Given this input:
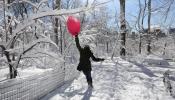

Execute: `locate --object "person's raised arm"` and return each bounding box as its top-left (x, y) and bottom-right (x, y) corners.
top-left (75, 35), bottom-right (82, 52)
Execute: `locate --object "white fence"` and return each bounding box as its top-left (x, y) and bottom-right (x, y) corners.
top-left (0, 64), bottom-right (79, 100)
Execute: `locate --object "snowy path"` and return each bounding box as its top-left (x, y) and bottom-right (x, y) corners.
top-left (41, 57), bottom-right (174, 100)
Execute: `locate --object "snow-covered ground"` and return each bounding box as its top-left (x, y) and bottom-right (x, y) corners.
top-left (40, 56), bottom-right (175, 100)
top-left (0, 67), bottom-right (52, 81)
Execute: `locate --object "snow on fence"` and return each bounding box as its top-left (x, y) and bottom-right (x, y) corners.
top-left (0, 64), bottom-right (79, 100)
top-left (65, 64), bottom-right (79, 82)
top-left (163, 70), bottom-right (175, 97)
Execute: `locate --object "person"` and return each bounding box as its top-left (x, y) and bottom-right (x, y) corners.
top-left (75, 35), bottom-right (105, 88)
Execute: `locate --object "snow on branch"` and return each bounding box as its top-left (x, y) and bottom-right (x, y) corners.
top-left (17, 0), bottom-right (37, 9)
top-left (6, 1), bottom-right (110, 50)
top-left (9, 0), bottom-right (48, 10)
top-left (29, 49), bottom-right (64, 61)
top-left (8, 37), bottom-right (61, 69)
top-left (31, 1), bottom-right (110, 20)
top-left (12, 20), bottom-right (35, 37)
top-left (6, 38), bottom-right (59, 54)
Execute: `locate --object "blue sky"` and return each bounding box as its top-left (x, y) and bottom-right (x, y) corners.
top-left (83, 0), bottom-right (175, 29)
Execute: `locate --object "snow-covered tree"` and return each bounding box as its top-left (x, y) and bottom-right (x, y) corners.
top-left (119, 0), bottom-right (126, 56)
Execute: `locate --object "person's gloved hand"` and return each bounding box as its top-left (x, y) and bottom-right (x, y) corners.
top-left (101, 58), bottom-right (105, 61)
top-left (75, 34), bottom-right (78, 38)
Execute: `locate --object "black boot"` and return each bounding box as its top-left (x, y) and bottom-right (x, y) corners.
top-left (88, 81), bottom-right (93, 88)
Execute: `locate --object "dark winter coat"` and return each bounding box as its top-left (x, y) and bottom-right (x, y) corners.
top-left (75, 35), bottom-right (104, 71)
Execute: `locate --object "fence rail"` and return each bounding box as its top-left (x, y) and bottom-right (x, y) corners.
top-left (0, 62), bottom-right (79, 100)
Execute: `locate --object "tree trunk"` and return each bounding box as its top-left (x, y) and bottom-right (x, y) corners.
top-left (3, 0), bottom-right (7, 43)
top-left (106, 42), bottom-right (109, 53)
top-left (7, 0), bottom-right (17, 78)
top-left (147, 0), bottom-right (151, 54)
top-left (54, 18), bottom-right (59, 45)
top-left (139, 34), bottom-right (142, 54)
top-left (163, 43), bottom-right (167, 55)
top-left (119, 0), bottom-right (126, 56)
top-left (54, 0), bottom-right (61, 46)
top-left (60, 20), bottom-right (63, 54)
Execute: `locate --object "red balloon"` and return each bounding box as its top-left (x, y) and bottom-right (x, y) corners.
top-left (67, 16), bottom-right (80, 36)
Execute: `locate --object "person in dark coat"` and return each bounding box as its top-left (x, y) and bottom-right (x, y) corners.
top-left (75, 35), bottom-right (105, 88)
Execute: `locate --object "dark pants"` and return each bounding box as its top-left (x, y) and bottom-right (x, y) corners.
top-left (83, 70), bottom-right (92, 84)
